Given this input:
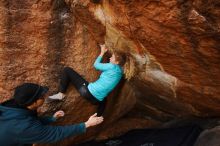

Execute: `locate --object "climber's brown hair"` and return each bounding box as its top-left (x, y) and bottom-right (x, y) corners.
top-left (113, 51), bottom-right (136, 80)
top-left (114, 51), bottom-right (126, 67)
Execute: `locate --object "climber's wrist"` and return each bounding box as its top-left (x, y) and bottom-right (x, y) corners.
top-left (99, 53), bottom-right (104, 57)
top-left (85, 121), bottom-right (90, 128)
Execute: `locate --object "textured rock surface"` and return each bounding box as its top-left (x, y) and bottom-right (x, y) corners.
top-left (0, 0), bottom-right (219, 145)
top-left (194, 125), bottom-right (220, 146)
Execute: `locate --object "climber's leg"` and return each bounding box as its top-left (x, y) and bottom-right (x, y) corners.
top-left (49, 67), bottom-right (88, 100)
top-left (97, 98), bottom-right (107, 117)
top-left (60, 67), bottom-right (88, 92)
top-left (60, 67), bottom-right (104, 105)
top-left (78, 83), bottom-right (100, 104)
top-left (49, 67), bottom-right (102, 107)
top-left (78, 86), bottom-right (106, 116)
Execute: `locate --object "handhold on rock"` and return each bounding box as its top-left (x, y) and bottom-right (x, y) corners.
top-left (91, 0), bottom-right (101, 4)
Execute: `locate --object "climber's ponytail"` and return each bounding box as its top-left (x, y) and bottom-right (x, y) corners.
top-left (114, 51), bottom-right (136, 80)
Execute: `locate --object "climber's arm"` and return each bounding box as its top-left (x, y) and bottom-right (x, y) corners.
top-left (93, 56), bottom-right (113, 71)
top-left (93, 44), bottom-right (113, 71)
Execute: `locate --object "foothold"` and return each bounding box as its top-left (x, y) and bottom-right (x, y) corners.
top-left (91, 0), bottom-right (101, 4)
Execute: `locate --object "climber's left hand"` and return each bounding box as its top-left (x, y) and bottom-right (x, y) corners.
top-left (100, 44), bottom-right (108, 55)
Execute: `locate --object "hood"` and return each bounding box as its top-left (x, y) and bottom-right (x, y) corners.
top-left (0, 105), bottom-right (35, 121)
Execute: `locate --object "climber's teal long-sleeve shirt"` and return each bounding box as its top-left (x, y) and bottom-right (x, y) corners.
top-left (0, 105), bottom-right (86, 146)
top-left (88, 56), bottom-right (123, 101)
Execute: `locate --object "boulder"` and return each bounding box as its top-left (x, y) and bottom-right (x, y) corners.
top-left (0, 0), bottom-right (219, 145)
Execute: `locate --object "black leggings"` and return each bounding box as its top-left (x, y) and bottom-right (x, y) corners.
top-left (59, 67), bottom-right (106, 116)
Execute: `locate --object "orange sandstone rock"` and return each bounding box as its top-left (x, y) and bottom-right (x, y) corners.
top-left (0, 0), bottom-right (219, 145)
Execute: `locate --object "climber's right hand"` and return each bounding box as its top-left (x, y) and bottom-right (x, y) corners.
top-left (85, 113), bottom-right (104, 128)
top-left (100, 44), bottom-right (108, 55)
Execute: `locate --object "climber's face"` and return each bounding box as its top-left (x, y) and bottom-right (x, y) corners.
top-left (110, 54), bottom-right (119, 64)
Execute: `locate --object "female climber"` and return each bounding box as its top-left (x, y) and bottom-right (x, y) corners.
top-left (48, 44), bottom-right (134, 116)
